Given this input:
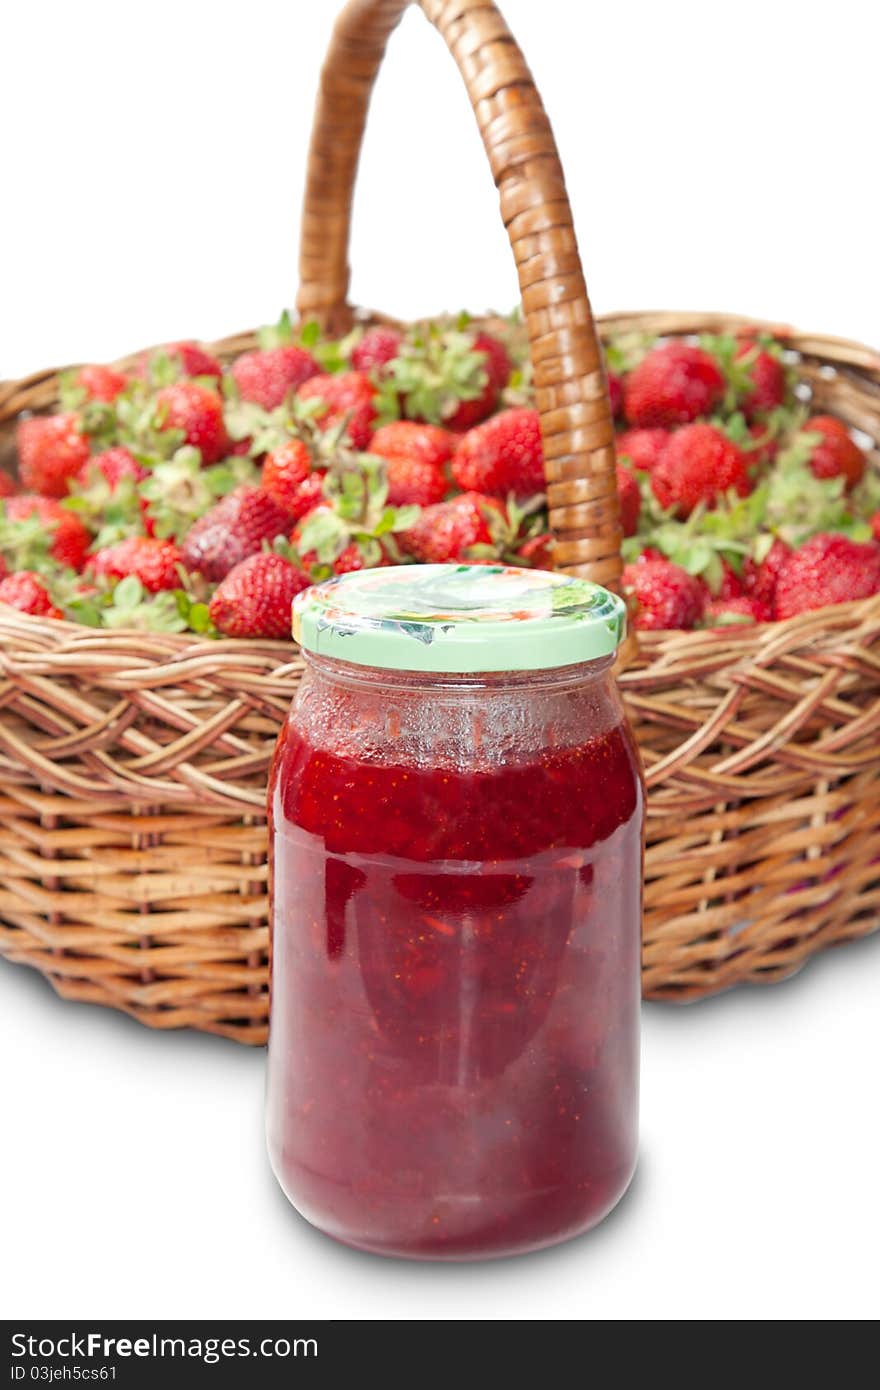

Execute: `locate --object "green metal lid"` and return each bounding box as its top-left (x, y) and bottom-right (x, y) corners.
top-left (292, 564), bottom-right (626, 673)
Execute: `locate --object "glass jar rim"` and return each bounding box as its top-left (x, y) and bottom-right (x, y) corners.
top-left (302, 648), bottom-right (616, 691)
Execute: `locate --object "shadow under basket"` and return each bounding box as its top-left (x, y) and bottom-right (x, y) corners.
top-left (2, 0), bottom-right (880, 1043)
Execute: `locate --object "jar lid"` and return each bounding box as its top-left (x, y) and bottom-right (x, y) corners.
top-left (292, 564), bottom-right (626, 673)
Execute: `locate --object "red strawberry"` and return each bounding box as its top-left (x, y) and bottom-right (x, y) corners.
top-left (261, 439), bottom-right (312, 514)
top-left (651, 423), bottom-right (751, 517)
top-left (804, 416), bottom-right (865, 490)
top-left (440, 330), bottom-right (512, 431)
top-left (451, 408), bottom-right (545, 499)
top-left (516, 533), bottom-right (554, 569)
top-left (209, 551), bottom-right (309, 639)
top-left (370, 421), bottom-right (455, 472)
top-left (0, 471), bottom-right (17, 498)
top-left (75, 364), bottom-right (128, 402)
top-left (5, 495), bottom-right (92, 570)
top-left (389, 328), bottom-right (507, 431)
top-left (88, 536), bottom-right (183, 593)
top-left (0, 570), bottom-right (62, 619)
top-left (716, 558), bottom-right (745, 600)
top-left (623, 342), bottom-right (724, 428)
top-left (615, 427), bottom-right (670, 472)
top-left (872, 512), bottom-right (880, 543)
top-left (742, 538), bottom-right (791, 612)
top-left (705, 595), bottom-right (772, 626)
top-left (284, 469), bottom-right (327, 521)
top-left (473, 331), bottom-right (512, 393)
top-left (734, 340), bottom-right (786, 419)
top-left (17, 414), bottom-right (91, 498)
top-left (165, 341), bottom-right (223, 380)
top-left (607, 369), bottom-right (623, 419)
top-left (351, 327), bottom-right (402, 374)
top-left (75, 447), bottom-right (154, 536)
top-left (774, 534), bottom-right (880, 619)
top-left (181, 485), bottom-right (292, 582)
top-left (622, 558), bottom-right (705, 631)
top-left (616, 464), bottom-right (641, 537)
top-left (399, 492), bottom-right (503, 563)
top-left (370, 422), bottom-right (455, 507)
top-left (385, 455), bottom-right (448, 507)
top-left (78, 446), bottom-right (147, 490)
top-left (231, 345), bottom-right (320, 410)
top-left (156, 381), bottom-right (229, 464)
top-left (296, 371), bottom-right (377, 450)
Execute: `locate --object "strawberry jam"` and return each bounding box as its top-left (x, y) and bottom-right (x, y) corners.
top-left (267, 565), bottom-right (642, 1259)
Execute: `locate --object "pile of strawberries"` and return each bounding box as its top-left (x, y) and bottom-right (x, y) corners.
top-left (1, 312), bottom-right (879, 638)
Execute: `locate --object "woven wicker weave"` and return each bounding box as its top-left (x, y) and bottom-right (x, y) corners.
top-left (1, 1), bottom-right (879, 1043)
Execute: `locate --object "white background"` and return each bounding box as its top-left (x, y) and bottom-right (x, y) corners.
top-left (1, 0), bottom-right (878, 1322)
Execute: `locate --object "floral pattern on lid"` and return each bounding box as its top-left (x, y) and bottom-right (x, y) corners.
top-left (292, 564), bottom-right (626, 673)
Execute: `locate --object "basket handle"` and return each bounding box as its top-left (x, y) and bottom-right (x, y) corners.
top-left (297, 0), bottom-right (623, 594)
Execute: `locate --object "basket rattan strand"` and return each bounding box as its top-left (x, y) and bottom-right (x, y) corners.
top-left (1, 1), bottom-right (879, 1042)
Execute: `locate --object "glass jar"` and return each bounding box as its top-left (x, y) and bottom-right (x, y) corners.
top-left (267, 564), bottom-right (643, 1260)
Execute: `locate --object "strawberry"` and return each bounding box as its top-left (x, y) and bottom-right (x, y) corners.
top-left (296, 371), bottom-right (377, 450)
top-left (261, 439), bottom-right (312, 514)
top-left (623, 342), bottom-right (724, 427)
top-left (804, 416), bottom-right (866, 490)
top-left (88, 536), bottom-right (184, 593)
top-left (78, 446), bottom-right (147, 491)
top-left (165, 341), bottom-right (223, 380)
top-left (742, 538), bottom-right (791, 611)
top-left (716, 558), bottom-right (745, 600)
top-left (705, 595), bottom-right (772, 626)
top-left (473, 331), bottom-right (513, 393)
top-left (17, 413), bottom-right (91, 498)
top-left (209, 551), bottom-right (309, 639)
top-left (651, 423), bottom-right (752, 517)
top-left (616, 464), bottom-right (641, 537)
top-left (330, 542), bottom-right (370, 575)
top-left (231, 345), bottom-right (320, 410)
top-left (872, 512), bottom-right (880, 543)
top-left (370, 422), bottom-right (455, 507)
top-left (350, 327), bottom-right (402, 374)
top-left (284, 468), bottom-right (327, 521)
top-left (387, 326), bottom-right (507, 431)
top-left (399, 492), bottom-right (503, 563)
top-left (73, 447), bottom-right (153, 539)
top-left (4, 495), bottom-right (92, 570)
top-left (385, 454), bottom-right (448, 507)
top-left (607, 369), bottom-right (623, 419)
top-left (75, 364), bottom-right (128, 403)
top-left (451, 408), bottom-right (545, 498)
top-left (0, 570), bottom-right (63, 619)
top-left (370, 421), bottom-right (455, 472)
top-left (774, 533), bottom-right (880, 619)
top-left (155, 381), bottom-right (229, 464)
top-left (292, 525), bottom-right (386, 578)
top-left (516, 532), bottom-right (554, 569)
top-left (615, 427), bottom-right (670, 472)
top-left (0, 471), bottom-right (17, 498)
top-left (181, 485), bottom-right (292, 581)
top-left (734, 340), bottom-right (786, 420)
top-left (288, 449), bottom-right (417, 576)
top-left (622, 557), bottom-right (705, 631)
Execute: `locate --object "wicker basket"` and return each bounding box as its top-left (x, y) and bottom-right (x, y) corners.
top-left (2, 0), bottom-right (879, 1044)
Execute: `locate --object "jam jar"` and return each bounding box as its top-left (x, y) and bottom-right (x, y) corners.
top-left (267, 564), bottom-right (643, 1260)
